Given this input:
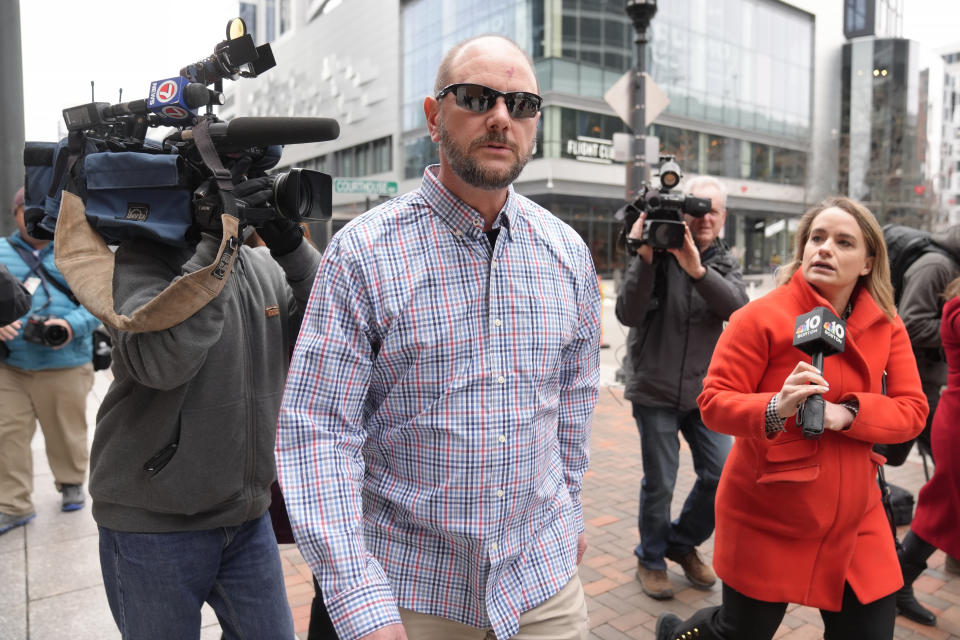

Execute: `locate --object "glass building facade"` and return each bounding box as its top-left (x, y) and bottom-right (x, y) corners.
top-left (649, 0), bottom-right (813, 139)
top-left (839, 38), bottom-right (933, 228)
top-left (400, 0), bottom-right (815, 275)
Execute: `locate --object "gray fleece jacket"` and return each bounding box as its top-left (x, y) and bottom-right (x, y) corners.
top-left (899, 225), bottom-right (960, 390)
top-left (616, 240), bottom-right (748, 411)
top-left (90, 234), bottom-right (319, 532)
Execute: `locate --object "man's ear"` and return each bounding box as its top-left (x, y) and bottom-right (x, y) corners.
top-left (425, 97), bottom-right (441, 142)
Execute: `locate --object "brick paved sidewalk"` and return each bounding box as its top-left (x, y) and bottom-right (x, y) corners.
top-left (6, 374), bottom-right (958, 639)
top-left (280, 385), bottom-right (960, 639)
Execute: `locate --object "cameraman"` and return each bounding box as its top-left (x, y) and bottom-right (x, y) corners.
top-left (89, 176), bottom-right (318, 639)
top-left (0, 187), bottom-right (99, 535)
top-left (616, 175), bottom-right (748, 600)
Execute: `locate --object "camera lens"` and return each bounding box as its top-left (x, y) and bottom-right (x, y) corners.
top-left (273, 168), bottom-right (332, 221)
top-left (44, 324), bottom-right (69, 347)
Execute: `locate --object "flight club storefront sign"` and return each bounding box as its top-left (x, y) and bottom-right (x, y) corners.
top-left (564, 136), bottom-right (615, 164)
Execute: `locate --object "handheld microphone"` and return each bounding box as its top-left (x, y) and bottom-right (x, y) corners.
top-left (792, 306), bottom-right (846, 439)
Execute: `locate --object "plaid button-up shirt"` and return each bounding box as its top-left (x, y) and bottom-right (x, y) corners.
top-left (277, 166), bottom-right (601, 639)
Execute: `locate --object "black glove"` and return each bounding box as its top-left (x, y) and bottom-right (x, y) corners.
top-left (258, 216), bottom-right (303, 257)
top-left (233, 174), bottom-right (277, 209)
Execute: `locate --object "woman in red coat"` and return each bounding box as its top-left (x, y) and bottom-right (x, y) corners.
top-left (655, 196), bottom-right (928, 640)
top-left (895, 276), bottom-right (960, 627)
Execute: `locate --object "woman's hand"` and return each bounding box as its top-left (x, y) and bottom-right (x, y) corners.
top-left (776, 361), bottom-right (829, 419)
top-left (823, 400), bottom-right (856, 432)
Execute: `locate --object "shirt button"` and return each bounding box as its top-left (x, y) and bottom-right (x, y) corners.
top-left (491, 261), bottom-right (498, 270)
top-left (455, 230), bottom-right (463, 237)
top-left (496, 489), bottom-right (504, 498)
top-left (490, 542), bottom-right (499, 551)
top-left (494, 319), bottom-right (502, 327)
top-left (496, 375), bottom-right (505, 384)
top-left (473, 218), bottom-right (483, 228)
top-left (498, 434), bottom-right (506, 443)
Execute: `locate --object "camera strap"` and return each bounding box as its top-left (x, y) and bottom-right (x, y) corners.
top-left (53, 190), bottom-right (241, 333)
top-left (191, 117), bottom-right (238, 219)
top-left (9, 241), bottom-right (78, 306)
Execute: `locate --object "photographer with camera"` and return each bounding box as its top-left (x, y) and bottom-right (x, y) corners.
top-left (0, 187), bottom-right (99, 535)
top-left (88, 168), bottom-right (318, 638)
top-left (616, 174), bottom-right (748, 600)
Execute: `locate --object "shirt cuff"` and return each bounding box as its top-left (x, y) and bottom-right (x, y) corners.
top-left (765, 394), bottom-right (787, 437)
top-left (326, 579), bottom-right (402, 640)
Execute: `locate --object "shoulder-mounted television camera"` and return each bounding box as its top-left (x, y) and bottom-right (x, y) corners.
top-left (24, 17), bottom-right (339, 248)
top-left (615, 155), bottom-right (711, 251)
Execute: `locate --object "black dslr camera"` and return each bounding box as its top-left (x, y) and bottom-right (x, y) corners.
top-left (616, 155), bottom-right (712, 251)
top-left (22, 315), bottom-right (69, 347)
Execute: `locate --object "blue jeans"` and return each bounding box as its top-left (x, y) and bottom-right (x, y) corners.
top-left (98, 511), bottom-right (295, 640)
top-left (632, 403), bottom-right (731, 571)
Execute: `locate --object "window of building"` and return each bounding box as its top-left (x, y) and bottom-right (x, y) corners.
top-left (300, 137), bottom-right (394, 179)
top-left (265, 0), bottom-right (276, 41)
top-left (403, 136), bottom-right (440, 179)
top-left (844, 0), bottom-right (875, 38)
top-left (239, 3), bottom-right (258, 41)
top-left (278, 0), bottom-right (292, 35)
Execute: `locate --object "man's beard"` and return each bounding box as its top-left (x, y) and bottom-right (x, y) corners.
top-left (437, 119), bottom-right (533, 190)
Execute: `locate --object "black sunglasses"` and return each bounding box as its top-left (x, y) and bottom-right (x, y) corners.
top-left (436, 83), bottom-right (542, 119)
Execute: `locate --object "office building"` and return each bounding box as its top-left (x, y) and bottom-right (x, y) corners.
top-left (225, 0), bottom-right (942, 275)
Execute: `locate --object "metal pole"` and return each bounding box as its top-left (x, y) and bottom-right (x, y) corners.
top-left (0, 1), bottom-right (25, 236)
top-left (625, 1), bottom-right (656, 202)
top-left (628, 29), bottom-right (648, 201)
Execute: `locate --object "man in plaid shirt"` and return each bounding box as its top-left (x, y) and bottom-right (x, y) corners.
top-left (277, 35), bottom-right (601, 640)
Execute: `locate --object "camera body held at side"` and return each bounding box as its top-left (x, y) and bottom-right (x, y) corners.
top-left (22, 315), bottom-right (69, 347)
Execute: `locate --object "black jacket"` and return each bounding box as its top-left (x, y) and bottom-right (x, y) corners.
top-left (616, 240), bottom-right (748, 411)
top-left (899, 225), bottom-right (960, 389)
top-left (0, 263), bottom-right (31, 325)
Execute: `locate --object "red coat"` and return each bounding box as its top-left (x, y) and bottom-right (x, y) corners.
top-left (698, 270), bottom-right (927, 610)
top-left (911, 296), bottom-right (960, 558)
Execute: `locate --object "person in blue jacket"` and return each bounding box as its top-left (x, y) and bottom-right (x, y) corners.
top-left (0, 187), bottom-right (99, 535)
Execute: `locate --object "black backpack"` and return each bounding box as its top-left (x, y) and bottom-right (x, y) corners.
top-left (883, 224), bottom-right (953, 304)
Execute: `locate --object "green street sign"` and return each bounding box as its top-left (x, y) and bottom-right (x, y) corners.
top-left (333, 178), bottom-right (399, 196)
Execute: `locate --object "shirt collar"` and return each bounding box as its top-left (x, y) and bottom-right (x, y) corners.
top-left (420, 165), bottom-right (517, 241)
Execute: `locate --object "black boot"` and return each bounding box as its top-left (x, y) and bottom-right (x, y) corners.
top-left (655, 607), bottom-right (720, 640)
top-left (896, 530), bottom-right (937, 626)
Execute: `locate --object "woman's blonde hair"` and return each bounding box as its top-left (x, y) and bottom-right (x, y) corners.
top-left (775, 196), bottom-right (896, 321)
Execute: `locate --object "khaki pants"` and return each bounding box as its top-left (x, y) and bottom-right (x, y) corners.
top-left (0, 362), bottom-right (94, 515)
top-left (399, 574), bottom-right (589, 640)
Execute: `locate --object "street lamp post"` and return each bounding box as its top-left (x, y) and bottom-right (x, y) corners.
top-left (624, 0), bottom-right (657, 201)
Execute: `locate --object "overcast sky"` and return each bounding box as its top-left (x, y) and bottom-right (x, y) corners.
top-left (20, 0), bottom-right (239, 141)
top-left (18, 0), bottom-right (960, 142)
